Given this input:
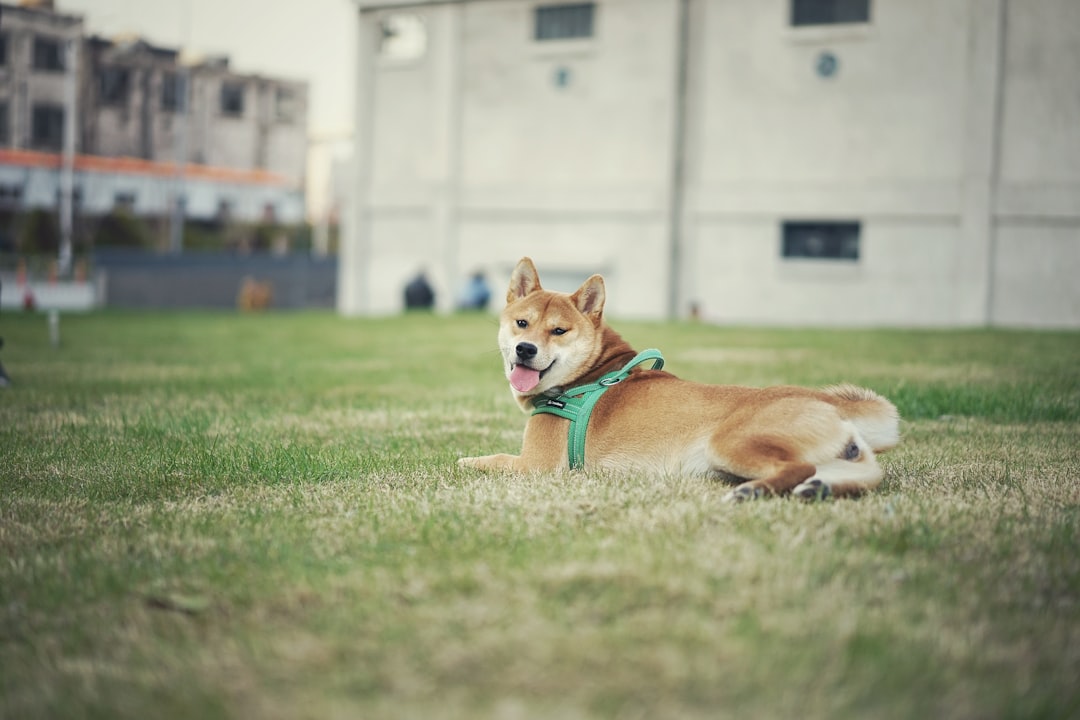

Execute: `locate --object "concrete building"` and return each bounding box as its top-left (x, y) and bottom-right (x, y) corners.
top-left (340, 0), bottom-right (1080, 327)
top-left (0, 0), bottom-right (308, 250)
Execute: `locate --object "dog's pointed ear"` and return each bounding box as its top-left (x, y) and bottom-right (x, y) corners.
top-left (571, 274), bottom-right (606, 321)
top-left (506, 257), bottom-right (542, 304)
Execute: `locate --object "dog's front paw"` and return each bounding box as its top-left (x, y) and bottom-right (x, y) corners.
top-left (793, 478), bottom-right (832, 501)
top-left (723, 484), bottom-right (765, 504)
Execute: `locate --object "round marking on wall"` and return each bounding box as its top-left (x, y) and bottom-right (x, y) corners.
top-left (816, 51), bottom-right (839, 79)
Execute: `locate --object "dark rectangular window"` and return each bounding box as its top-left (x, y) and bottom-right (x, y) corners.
top-left (0, 184), bottom-right (23, 203)
top-left (0, 102), bottom-right (9, 145)
top-left (791, 0), bottom-right (870, 27)
top-left (114, 192), bottom-right (136, 211)
top-left (162, 72), bottom-right (185, 112)
top-left (33, 36), bottom-right (65, 72)
top-left (0, 34), bottom-right (8, 67)
top-left (99, 67), bottom-right (131, 107)
top-left (220, 81), bottom-right (245, 117)
top-left (535, 3), bottom-right (595, 41)
top-left (782, 221), bottom-right (860, 261)
top-left (31, 103), bottom-right (64, 150)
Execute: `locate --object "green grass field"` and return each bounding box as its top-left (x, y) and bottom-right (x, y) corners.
top-left (2, 310), bottom-right (1078, 719)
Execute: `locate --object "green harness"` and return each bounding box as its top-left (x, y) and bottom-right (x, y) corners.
top-left (530, 349), bottom-right (665, 470)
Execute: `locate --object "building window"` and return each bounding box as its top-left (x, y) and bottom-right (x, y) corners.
top-left (33, 36), bottom-right (65, 72)
top-left (31, 104), bottom-right (65, 150)
top-left (0, 183), bottom-right (23, 206)
top-left (535, 3), bottom-right (596, 41)
top-left (274, 87), bottom-right (296, 124)
top-left (0, 102), bottom-right (9, 146)
top-left (0, 34), bottom-right (8, 67)
top-left (791, 0), bottom-right (870, 27)
top-left (220, 81), bottom-right (245, 117)
top-left (781, 221), bottom-right (860, 261)
top-left (216, 198), bottom-right (233, 223)
top-left (99, 67), bottom-right (131, 107)
top-left (162, 72), bottom-right (185, 112)
top-left (114, 192), bottom-right (136, 211)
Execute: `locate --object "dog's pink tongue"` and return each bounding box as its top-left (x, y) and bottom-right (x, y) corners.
top-left (509, 365), bottom-right (541, 393)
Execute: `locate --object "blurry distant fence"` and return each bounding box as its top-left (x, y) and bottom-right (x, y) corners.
top-left (95, 251), bottom-right (337, 309)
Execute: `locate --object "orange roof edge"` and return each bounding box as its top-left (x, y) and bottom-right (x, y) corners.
top-left (0, 148), bottom-right (295, 188)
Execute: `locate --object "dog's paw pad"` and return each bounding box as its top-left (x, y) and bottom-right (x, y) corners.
top-left (793, 478), bottom-right (832, 501)
top-left (723, 485), bottom-right (765, 504)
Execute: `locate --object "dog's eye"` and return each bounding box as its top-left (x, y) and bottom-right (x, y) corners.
top-left (516, 319), bottom-right (528, 328)
top-left (552, 327), bottom-right (567, 336)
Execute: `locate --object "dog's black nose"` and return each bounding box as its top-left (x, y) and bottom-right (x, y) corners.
top-left (515, 342), bottom-right (538, 360)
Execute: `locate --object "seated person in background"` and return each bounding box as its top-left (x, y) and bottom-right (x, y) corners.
top-left (457, 271), bottom-right (491, 311)
top-left (404, 270), bottom-right (435, 311)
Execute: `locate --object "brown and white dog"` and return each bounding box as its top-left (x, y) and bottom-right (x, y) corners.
top-left (459, 257), bottom-right (900, 501)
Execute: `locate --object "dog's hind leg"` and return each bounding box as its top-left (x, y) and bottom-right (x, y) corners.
top-left (723, 460), bottom-right (818, 503)
top-left (791, 446), bottom-right (884, 501)
top-left (718, 424), bottom-right (882, 503)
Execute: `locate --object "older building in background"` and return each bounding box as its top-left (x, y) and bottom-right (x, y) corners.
top-left (0, 0), bottom-right (308, 255)
top-left (341, 0), bottom-right (1080, 327)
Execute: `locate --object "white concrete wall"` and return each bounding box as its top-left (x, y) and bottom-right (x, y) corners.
top-left (990, 0), bottom-right (1080, 327)
top-left (345, 0), bottom-right (680, 316)
top-left (687, 0), bottom-right (977, 326)
top-left (344, 0), bottom-right (1080, 327)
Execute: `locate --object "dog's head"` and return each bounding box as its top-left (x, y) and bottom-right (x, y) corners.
top-left (498, 257), bottom-right (606, 400)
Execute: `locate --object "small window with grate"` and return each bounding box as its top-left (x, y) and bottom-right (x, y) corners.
top-left (220, 81), bottom-right (245, 117)
top-left (162, 72), bottom-right (186, 112)
top-left (791, 0), bottom-right (870, 27)
top-left (33, 36), bottom-right (65, 72)
top-left (782, 221), bottom-right (860, 261)
top-left (535, 3), bottom-right (595, 41)
top-left (99, 67), bottom-right (131, 107)
top-left (31, 103), bottom-right (64, 150)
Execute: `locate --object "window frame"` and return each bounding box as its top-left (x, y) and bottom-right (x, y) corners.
top-left (98, 66), bottom-right (132, 108)
top-left (790, 0), bottom-right (871, 28)
top-left (31, 103), bottom-right (65, 150)
top-left (32, 36), bottom-right (66, 72)
top-left (219, 81), bottom-right (246, 118)
top-left (534, 2), bottom-right (596, 42)
top-left (161, 71), bottom-right (186, 113)
top-left (781, 220), bottom-right (861, 262)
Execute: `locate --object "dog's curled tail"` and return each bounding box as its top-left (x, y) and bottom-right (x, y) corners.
top-left (822, 383), bottom-right (901, 453)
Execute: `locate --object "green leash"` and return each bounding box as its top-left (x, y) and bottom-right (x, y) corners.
top-left (530, 349), bottom-right (665, 470)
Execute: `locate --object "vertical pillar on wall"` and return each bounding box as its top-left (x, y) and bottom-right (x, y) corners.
top-left (666, 0), bottom-right (692, 321)
top-left (960, 0), bottom-right (1006, 325)
top-left (338, 8), bottom-right (378, 315)
top-left (432, 4), bottom-right (464, 312)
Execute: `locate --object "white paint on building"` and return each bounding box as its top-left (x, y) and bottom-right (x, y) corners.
top-left (340, 0), bottom-right (1080, 327)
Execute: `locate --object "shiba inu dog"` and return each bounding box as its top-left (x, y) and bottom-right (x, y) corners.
top-left (459, 258), bottom-right (900, 501)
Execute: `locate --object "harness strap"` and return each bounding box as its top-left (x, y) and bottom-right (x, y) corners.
top-left (531, 348), bottom-right (665, 469)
